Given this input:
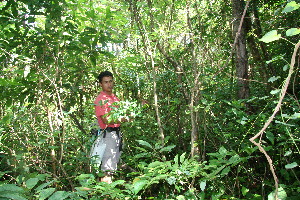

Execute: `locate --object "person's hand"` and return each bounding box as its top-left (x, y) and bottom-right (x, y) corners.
top-left (141, 99), bottom-right (149, 106)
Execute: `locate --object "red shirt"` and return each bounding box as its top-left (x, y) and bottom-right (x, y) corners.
top-left (94, 91), bottom-right (121, 129)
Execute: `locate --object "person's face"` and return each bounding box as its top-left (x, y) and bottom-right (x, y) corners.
top-left (100, 76), bottom-right (114, 94)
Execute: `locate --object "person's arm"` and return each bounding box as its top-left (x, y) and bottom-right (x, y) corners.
top-left (100, 114), bottom-right (128, 125)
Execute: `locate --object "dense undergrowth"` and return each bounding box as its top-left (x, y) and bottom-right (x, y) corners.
top-left (1, 0), bottom-right (300, 199)
top-left (0, 93), bottom-right (299, 200)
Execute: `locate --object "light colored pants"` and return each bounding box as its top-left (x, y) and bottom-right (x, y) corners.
top-left (101, 131), bottom-right (122, 172)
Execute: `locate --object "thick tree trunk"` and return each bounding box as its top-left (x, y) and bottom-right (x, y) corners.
top-left (232, 0), bottom-right (250, 99)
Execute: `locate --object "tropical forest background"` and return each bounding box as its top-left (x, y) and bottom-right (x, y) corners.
top-left (0, 0), bottom-right (299, 199)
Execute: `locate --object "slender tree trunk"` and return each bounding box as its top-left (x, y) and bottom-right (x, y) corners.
top-left (128, 0), bottom-right (165, 144)
top-left (186, 2), bottom-right (200, 158)
top-left (47, 108), bottom-right (57, 175)
top-left (252, 4), bottom-right (274, 92)
top-left (232, 0), bottom-right (250, 99)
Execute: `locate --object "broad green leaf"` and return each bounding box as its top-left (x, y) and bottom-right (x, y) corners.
top-left (166, 176), bottom-right (176, 185)
top-left (0, 184), bottom-right (24, 193)
top-left (0, 192), bottom-right (27, 200)
top-left (218, 146), bottom-right (228, 157)
top-left (266, 131), bottom-right (275, 145)
top-left (180, 152), bottom-right (187, 163)
top-left (268, 187), bottom-right (287, 200)
top-left (275, 120), bottom-right (294, 127)
top-left (228, 154), bottom-right (240, 165)
top-left (153, 174), bottom-right (168, 181)
top-left (136, 140), bottom-right (152, 149)
top-left (111, 180), bottom-right (126, 187)
top-left (268, 76), bottom-right (280, 83)
top-left (132, 179), bottom-right (148, 194)
top-left (174, 154), bottom-right (179, 165)
top-left (38, 188), bottom-right (56, 200)
top-left (220, 166), bottom-right (230, 176)
top-left (207, 165), bottom-right (226, 179)
top-left (35, 180), bottom-right (55, 192)
top-left (159, 144), bottom-right (176, 152)
top-left (282, 1), bottom-right (300, 13)
top-left (242, 186), bottom-right (249, 196)
top-left (48, 191), bottom-right (70, 200)
top-left (286, 28), bottom-right (300, 36)
top-left (36, 174), bottom-right (51, 181)
top-left (134, 152), bottom-right (150, 158)
top-left (266, 55), bottom-right (285, 64)
top-left (240, 117), bottom-right (247, 125)
top-left (148, 161), bottom-right (163, 168)
top-left (270, 89), bottom-right (281, 95)
top-left (291, 113), bottom-right (300, 119)
top-left (200, 181), bottom-right (206, 191)
top-left (284, 150), bottom-right (292, 156)
top-left (25, 178), bottom-right (39, 190)
top-left (176, 195), bottom-right (185, 200)
top-left (285, 162), bottom-right (298, 169)
top-left (259, 30), bottom-right (281, 43)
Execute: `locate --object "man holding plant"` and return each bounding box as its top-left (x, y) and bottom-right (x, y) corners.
top-left (92, 70), bottom-right (128, 183)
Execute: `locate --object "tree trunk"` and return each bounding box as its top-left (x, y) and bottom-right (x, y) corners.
top-left (232, 0), bottom-right (250, 99)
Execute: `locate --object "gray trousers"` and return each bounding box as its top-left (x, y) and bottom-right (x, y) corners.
top-left (101, 130), bottom-right (122, 172)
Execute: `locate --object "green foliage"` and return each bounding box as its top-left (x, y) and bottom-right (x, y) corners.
top-left (260, 1), bottom-right (300, 43)
top-left (259, 30), bottom-right (282, 43)
top-left (0, 0), bottom-right (299, 199)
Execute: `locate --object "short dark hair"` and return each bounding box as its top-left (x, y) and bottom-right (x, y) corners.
top-left (97, 71), bottom-right (113, 82)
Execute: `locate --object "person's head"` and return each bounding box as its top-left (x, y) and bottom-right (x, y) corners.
top-left (97, 71), bottom-right (113, 83)
top-left (97, 71), bottom-right (114, 94)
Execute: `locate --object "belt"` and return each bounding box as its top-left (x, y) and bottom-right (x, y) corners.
top-left (98, 127), bottom-right (121, 137)
top-left (102, 127), bottom-right (120, 132)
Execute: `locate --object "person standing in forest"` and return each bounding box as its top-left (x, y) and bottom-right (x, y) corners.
top-left (91, 70), bottom-right (128, 183)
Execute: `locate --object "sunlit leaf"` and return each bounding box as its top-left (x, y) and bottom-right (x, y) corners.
top-left (242, 186), bottom-right (249, 196)
top-left (268, 187), bottom-right (287, 200)
top-left (166, 176), bottom-right (176, 185)
top-left (282, 1), bottom-right (300, 13)
top-left (148, 161), bottom-right (163, 168)
top-left (25, 178), bottom-right (39, 189)
top-left (136, 140), bottom-right (152, 149)
top-left (24, 65), bottom-right (30, 78)
top-left (132, 179), bottom-right (148, 194)
top-left (0, 184), bottom-right (24, 193)
top-left (38, 188), bottom-right (56, 200)
top-left (0, 192), bottom-right (27, 200)
top-left (286, 28), bottom-right (300, 36)
top-left (285, 162), bottom-right (298, 169)
top-left (284, 150), bottom-right (292, 156)
top-left (200, 181), bottom-right (206, 191)
top-left (268, 76), bottom-right (280, 83)
top-left (180, 152), bottom-right (187, 163)
top-left (220, 166), bottom-right (230, 176)
top-left (159, 144), bottom-right (176, 153)
top-left (291, 113), bottom-right (300, 119)
top-left (283, 64), bottom-right (289, 71)
top-left (259, 30), bottom-right (281, 43)
top-left (48, 191), bottom-right (70, 200)
top-left (270, 89), bottom-right (281, 95)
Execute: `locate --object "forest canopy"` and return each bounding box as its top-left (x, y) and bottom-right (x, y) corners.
top-left (0, 0), bottom-right (299, 199)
